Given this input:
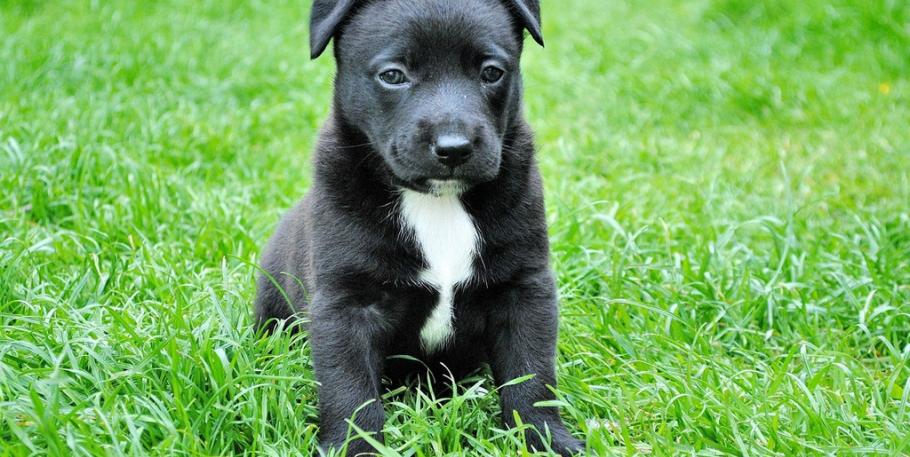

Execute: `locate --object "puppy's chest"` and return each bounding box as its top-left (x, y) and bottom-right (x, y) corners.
top-left (399, 190), bottom-right (478, 353)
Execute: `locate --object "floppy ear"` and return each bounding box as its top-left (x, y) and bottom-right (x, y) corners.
top-left (505, 0), bottom-right (544, 46)
top-left (310, 0), bottom-right (359, 59)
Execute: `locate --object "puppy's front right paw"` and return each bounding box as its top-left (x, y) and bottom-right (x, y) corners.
top-left (319, 438), bottom-right (376, 457)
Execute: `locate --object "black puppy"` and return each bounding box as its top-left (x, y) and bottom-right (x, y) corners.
top-left (255, 0), bottom-right (583, 454)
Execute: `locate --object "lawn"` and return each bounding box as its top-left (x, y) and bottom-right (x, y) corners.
top-left (1, 0), bottom-right (909, 455)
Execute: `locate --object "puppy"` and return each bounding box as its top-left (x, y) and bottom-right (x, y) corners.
top-left (255, 0), bottom-right (583, 454)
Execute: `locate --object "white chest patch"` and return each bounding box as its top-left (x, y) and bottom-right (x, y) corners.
top-left (399, 189), bottom-right (478, 353)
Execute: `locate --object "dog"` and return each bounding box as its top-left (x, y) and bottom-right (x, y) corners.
top-left (254, 0), bottom-right (583, 454)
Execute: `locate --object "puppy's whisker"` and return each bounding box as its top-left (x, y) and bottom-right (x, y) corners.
top-left (334, 141), bottom-right (376, 150)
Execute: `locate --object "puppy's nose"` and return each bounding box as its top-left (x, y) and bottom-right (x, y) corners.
top-left (433, 134), bottom-right (473, 168)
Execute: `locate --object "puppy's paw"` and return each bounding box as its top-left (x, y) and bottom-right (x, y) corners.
top-left (318, 438), bottom-right (377, 457)
top-left (550, 435), bottom-right (585, 456)
top-left (527, 424), bottom-right (585, 456)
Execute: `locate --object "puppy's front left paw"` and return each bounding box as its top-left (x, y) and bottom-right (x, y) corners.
top-left (550, 435), bottom-right (585, 456)
top-left (527, 423), bottom-right (584, 456)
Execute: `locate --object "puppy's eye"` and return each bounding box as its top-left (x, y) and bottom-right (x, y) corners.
top-left (480, 66), bottom-right (505, 84)
top-left (378, 69), bottom-right (409, 86)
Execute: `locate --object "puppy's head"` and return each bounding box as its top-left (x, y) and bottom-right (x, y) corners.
top-left (310, 0), bottom-right (543, 195)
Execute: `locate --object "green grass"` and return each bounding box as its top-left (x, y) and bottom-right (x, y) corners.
top-left (1, 0), bottom-right (909, 455)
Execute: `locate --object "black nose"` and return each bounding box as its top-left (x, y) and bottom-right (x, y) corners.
top-left (433, 134), bottom-right (473, 168)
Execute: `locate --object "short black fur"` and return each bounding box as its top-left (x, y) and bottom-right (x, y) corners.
top-left (256, 0), bottom-right (583, 454)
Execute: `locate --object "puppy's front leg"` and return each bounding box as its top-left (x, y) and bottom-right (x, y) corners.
top-left (488, 270), bottom-right (584, 456)
top-left (310, 292), bottom-right (387, 455)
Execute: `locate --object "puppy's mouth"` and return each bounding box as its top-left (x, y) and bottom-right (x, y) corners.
top-left (424, 179), bottom-right (468, 196)
top-left (384, 141), bottom-right (500, 195)
top-left (397, 177), bottom-right (468, 196)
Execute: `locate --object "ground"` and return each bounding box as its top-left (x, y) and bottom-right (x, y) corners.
top-left (1, 0), bottom-right (909, 455)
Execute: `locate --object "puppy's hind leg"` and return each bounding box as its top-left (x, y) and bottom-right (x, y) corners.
top-left (254, 266), bottom-right (296, 334)
top-left (254, 201), bottom-right (312, 334)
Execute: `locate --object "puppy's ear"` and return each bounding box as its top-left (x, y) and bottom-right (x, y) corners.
top-left (310, 0), bottom-right (359, 59)
top-left (505, 0), bottom-right (544, 47)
